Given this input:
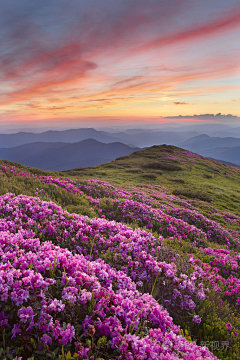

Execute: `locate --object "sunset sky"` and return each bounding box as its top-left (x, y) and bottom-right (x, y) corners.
top-left (1, 0), bottom-right (240, 130)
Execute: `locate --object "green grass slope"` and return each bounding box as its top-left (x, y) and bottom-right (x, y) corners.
top-left (64, 144), bottom-right (240, 218)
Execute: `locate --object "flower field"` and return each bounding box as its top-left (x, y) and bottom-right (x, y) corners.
top-left (0, 146), bottom-right (240, 359)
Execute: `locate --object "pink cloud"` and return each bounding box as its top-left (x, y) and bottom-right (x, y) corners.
top-left (173, 102), bottom-right (196, 105)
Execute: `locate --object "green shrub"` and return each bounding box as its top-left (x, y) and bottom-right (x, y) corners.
top-left (116, 155), bottom-right (130, 160)
top-left (104, 163), bottom-right (120, 168)
top-left (116, 162), bottom-right (131, 167)
top-left (140, 173), bottom-right (157, 179)
top-left (203, 174), bottom-right (212, 179)
top-left (169, 178), bottom-right (185, 183)
top-left (144, 160), bottom-right (182, 171)
top-left (125, 168), bottom-right (143, 173)
top-left (173, 188), bottom-right (212, 202)
top-left (204, 165), bottom-right (220, 174)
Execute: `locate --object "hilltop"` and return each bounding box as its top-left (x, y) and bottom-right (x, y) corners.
top-left (0, 145), bottom-right (240, 360)
top-left (64, 144), bottom-right (240, 217)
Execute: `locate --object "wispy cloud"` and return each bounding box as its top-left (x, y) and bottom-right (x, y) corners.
top-left (173, 102), bottom-right (194, 105)
top-left (0, 0), bottom-right (240, 123)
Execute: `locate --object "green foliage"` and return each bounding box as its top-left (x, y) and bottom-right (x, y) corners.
top-left (144, 160), bottom-right (183, 171)
top-left (115, 155), bottom-right (130, 160)
top-left (168, 178), bottom-right (185, 183)
top-left (140, 173), bottom-right (157, 179)
top-left (125, 168), bottom-right (143, 173)
top-left (172, 188), bottom-right (212, 202)
top-left (103, 163), bottom-right (121, 168)
top-left (194, 293), bottom-right (240, 359)
top-left (202, 174), bottom-right (212, 179)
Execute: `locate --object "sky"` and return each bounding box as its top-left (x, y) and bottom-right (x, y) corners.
top-left (0, 0), bottom-right (240, 130)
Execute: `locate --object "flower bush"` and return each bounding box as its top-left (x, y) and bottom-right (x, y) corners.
top-left (0, 205), bottom-right (218, 359)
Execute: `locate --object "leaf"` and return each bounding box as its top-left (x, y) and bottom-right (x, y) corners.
top-left (66, 351), bottom-right (72, 360)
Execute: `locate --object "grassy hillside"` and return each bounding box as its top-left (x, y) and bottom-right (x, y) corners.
top-left (64, 145), bottom-right (240, 218)
top-left (0, 145), bottom-right (240, 360)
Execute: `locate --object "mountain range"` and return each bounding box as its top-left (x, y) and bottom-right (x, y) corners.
top-left (0, 127), bottom-right (200, 148)
top-left (180, 134), bottom-right (240, 152)
top-left (0, 139), bottom-right (140, 171)
top-left (201, 147), bottom-right (240, 166)
top-left (0, 128), bottom-right (122, 148)
top-left (179, 134), bottom-right (240, 165)
top-left (1, 127), bottom-right (240, 169)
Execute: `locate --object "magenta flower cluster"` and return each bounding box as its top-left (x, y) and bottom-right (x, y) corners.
top-left (0, 194), bottom-right (219, 359)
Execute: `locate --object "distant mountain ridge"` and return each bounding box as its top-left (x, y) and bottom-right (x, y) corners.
top-left (100, 130), bottom-right (199, 147)
top-left (180, 134), bottom-right (240, 152)
top-left (0, 128), bottom-right (124, 148)
top-left (0, 139), bottom-right (140, 171)
top-left (0, 127), bottom-right (199, 148)
top-left (179, 134), bottom-right (240, 165)
top-left (201, 146), bottom-right (240, 166)
top-left (1, 127), bottom-right (240, 168)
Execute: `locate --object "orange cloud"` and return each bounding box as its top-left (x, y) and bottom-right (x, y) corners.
top-left (173, 102), bottom-right (196, 105)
